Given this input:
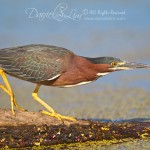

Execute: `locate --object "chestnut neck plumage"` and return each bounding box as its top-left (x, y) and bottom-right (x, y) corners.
top-left (41, 55), bottom-right (111, 87)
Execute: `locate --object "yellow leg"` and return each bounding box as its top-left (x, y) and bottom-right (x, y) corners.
top-left (0, 69), bottom-right (25, 114)
top-left (32, 84), bottom-right (77, 122)
top-left (0, 84), bottom-right (24, 111)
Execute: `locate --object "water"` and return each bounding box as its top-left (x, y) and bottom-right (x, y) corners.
top-left (0, 0), bottom-right (150, 149)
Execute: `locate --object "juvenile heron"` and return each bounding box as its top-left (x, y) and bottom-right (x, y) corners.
top-left (0, 44), bottom-right (149, 121)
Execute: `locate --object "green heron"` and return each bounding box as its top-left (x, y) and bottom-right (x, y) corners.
top-left (0, 44), bottom-right (149, 121)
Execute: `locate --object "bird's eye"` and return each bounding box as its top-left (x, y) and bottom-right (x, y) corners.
top-left (111, 62), bottom-right (118, 67)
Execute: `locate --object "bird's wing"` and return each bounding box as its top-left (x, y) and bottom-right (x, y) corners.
top-left (0, 45), bottom-right (72, 82)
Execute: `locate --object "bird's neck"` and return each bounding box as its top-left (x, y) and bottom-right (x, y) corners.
top-left (84, 56), bottom-right (110, 71)
top-left (75, 56), bottom-right (111, 78)
top-left (48, 56), bottom-right (111, 87)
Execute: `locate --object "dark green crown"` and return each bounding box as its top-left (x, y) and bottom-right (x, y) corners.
top-left (83, 57), bottom-right (122, 64)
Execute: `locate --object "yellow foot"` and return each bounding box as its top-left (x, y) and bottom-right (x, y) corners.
top-left (11, 100), bottom-right (25, 116)
top-left (13, 99), bottom-right (26, 112)
top-left (42, 110), bottom-right (77, 122)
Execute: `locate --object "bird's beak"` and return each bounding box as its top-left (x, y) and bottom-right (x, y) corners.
top-left (116, 61), bottom-right (150, 70)
top-left (110, 61), bottom-right (150, 71)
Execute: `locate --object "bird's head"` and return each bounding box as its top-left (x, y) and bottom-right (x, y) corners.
top-left (106, 57), bottom-right (150, 71)
top-left (85, 57), bottom-right (150, 76)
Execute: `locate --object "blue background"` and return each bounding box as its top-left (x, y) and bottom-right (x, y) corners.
top-left (0, 0), bottom-right (150, 116)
